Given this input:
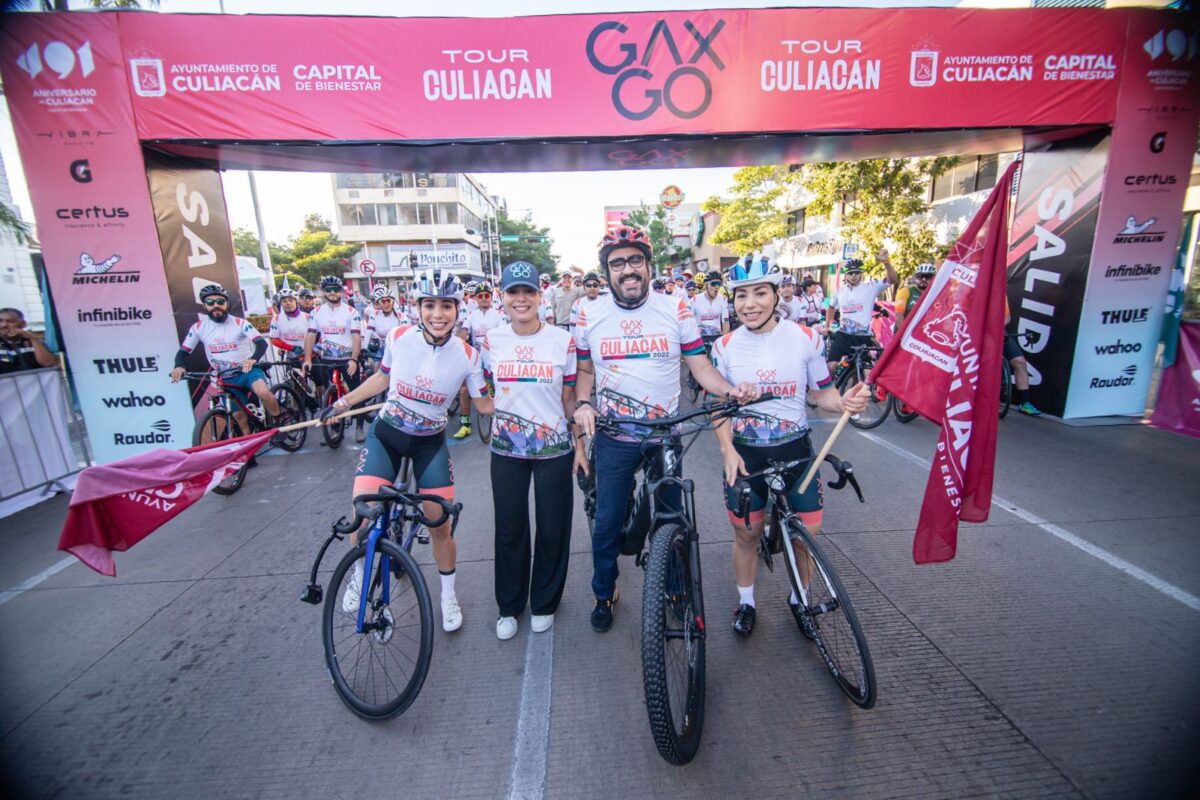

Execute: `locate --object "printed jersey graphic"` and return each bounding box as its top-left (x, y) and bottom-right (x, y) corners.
top-left (180, 316), bottom-right (263, 374)
top-left (379, 324), bottom-right (486, 435)
top-left (308, 303), bottom-right (362, 360)
top-left (482, 324), bottom-right (576, 459)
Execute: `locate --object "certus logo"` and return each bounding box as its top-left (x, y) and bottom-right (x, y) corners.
top-left (586, 18), bottom-right (725, 120)
top-left (70, 159), bottom-right (92, 183)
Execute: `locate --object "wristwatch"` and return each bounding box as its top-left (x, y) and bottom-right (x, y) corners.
top-left (575, 399), bottom-right (592, 410)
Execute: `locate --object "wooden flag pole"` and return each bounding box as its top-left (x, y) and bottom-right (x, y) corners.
top-left (796, 384), bottom-right (864, 495)
top-left (274, 402), bottom-right (384, 434)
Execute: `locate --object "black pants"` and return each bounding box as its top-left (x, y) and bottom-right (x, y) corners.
top-left (491, 451), bottom-right (574, 617)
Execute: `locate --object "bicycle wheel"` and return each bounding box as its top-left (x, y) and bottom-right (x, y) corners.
top-left (686, 372), bottom-right (701, 404)
top-left (447, 392), bottom-right (461, 419)
top-left (193, 408), bottom-right (247, 495)
top-left (641, 524), bottom-right (705, 765)
top-left (323, 538), bottom-right (434, 720)
top-left (475, 408), bottom-right (493, 444)
top-left (322, 386), bottom-right (345, 449)
top-left (781, 518), bottom-right (876, 708)
top-left (270, 383), bottom-right (306, 451)
top-left (999, 359), bottom-right (1012, 419)
top-left (839, 364), bottom-right (891, 430)
top-left (893, 396), bottom-right (920, 424)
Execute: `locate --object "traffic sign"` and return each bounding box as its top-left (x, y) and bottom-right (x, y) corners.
top-left (359, 259), bottom-right (376, 275)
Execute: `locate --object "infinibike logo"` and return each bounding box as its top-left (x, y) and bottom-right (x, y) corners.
top-left (586, 18), bottom-right (726, 121)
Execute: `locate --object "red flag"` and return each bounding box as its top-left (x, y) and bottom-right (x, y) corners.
top-left (58, 429), bottom-right (275, 576)
top-left (872, 162), bottom-right (1017, 564)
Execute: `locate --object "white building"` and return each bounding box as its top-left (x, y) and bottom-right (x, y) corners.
top-left (0, 152), bottom-right (43, 329)
top-left (332, 172), bottom-right (503, 295)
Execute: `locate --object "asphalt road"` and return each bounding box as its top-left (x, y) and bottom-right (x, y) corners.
top-left (1, 400), bottom-right (1198, 799)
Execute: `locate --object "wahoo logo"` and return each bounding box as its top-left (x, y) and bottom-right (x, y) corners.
top-left (102, 391), bottom-right (167, 408)
top-left (1114, 216), bottom-right (1165, 245)
top-left (1093, 339), bottom-right (1143, 356)
top-left (1089, 364), bottom-right (1138, 390)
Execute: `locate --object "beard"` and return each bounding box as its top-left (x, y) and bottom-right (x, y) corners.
top-left (612, 272), bottom-right (648, 307)
top-left (206, 307), bottom-right (228, 322)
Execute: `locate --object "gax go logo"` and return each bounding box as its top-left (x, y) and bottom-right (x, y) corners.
top-left (586, 18), bottom-right (726, 121)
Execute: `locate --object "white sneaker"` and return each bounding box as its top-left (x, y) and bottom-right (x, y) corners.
top-left (496, 616), bottom-right (518, 640)
top-left (341, 558), bottom-right (364, 614)
top-left (531, 613), bottom-right (555, 633)
top-left (441, 596), bottom-right (463, 632)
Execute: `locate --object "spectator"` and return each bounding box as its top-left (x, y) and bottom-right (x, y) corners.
top-left (0, 308), bottom-right (57, 374)
top-left (548, 272), bottom-right (583, 331)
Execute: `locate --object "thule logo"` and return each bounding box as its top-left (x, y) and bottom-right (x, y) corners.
top-left (93, 356), bottom-right (159, 374)
top-left (1100, 308), bottom-right (1149, 325)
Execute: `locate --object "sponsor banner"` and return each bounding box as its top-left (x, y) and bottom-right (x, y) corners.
top-left (0, 13), bottom-right (194, 464)
top-left (1005, 130), bottom-right (1109, 417)
top-left (145, 154), bottom-right (244, 348)
top-left (1149, 321), bottom-right (1200, 439)
top-left (387, 244), bottom-right (482, 273)
top-left (96, 9), bottom-right (1130, 140)
top-left (1066, 12), bottom-right (1200, 418)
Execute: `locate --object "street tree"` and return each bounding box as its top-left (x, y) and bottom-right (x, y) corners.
top-left (622, 204), bottom-right (692, 275)
top-left (702, 165), bottom-right (791, 256)
top-left (231, 226), bottom-right (294, 274)
top-left (496, 208), bottom-right (557, 276)
top-left (289, 215), bottom-right (362, 287)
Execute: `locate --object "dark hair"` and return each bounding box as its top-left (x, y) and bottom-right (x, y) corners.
top-left (0, 307), bottom-right (25, 321)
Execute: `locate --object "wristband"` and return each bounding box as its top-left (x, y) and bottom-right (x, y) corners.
top-left (575, 400), bottom-right (593, 410)
top-left (334, 398), bottom-right (350, 412)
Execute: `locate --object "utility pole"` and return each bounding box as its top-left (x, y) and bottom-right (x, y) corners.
top-left (247, 172), bottom-right (276, 293)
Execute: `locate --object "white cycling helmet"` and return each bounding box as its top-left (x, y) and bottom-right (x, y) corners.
top-left (412, 267), bottom-right (464, 301)
top-left (726, 254), bottom-right (783, 290)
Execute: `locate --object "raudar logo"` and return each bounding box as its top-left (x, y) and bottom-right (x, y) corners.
top-left (114, 419), bottom-right (173, 446)
top-left (1089, 364), bottom-right (1137, 390)
top-left (93, 355), bottom-right (159, 375)
top-left (586, 18), bottom-right (726, 121)
top-left (74, 252), bottom-right (139, 285)
top-left (1113, 216), bottom-right (1165, 245)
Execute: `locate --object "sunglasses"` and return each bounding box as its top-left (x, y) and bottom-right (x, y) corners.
top-left (607, 254), bottom-right (647, 271)
top-left (583, 282), bottom-right (601, 288)
top-left (204, 298), bottom-right (228, 307)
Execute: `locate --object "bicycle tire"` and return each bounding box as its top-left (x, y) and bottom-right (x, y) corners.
top-left (476, 409), bottom-right (493, 444)
top-left (447, 393), bottom-right (461, 419)
top-left (193, 408), bottom-right (247, 495)
top-left (999, 359), bottom-right (1012, 419)
top-left (641, 524), bottom-right (705, 765)
top-left (839, 365), bottom-right (891, 430)
top-left (687, 372), bottom-right (701, 405)
top-left (322, 386), bottom-right (345, 449)
top-left (270, 383), bottom-right (306, 451)
top-left (893, 397), bottom-right (920, 424)
top-left (323, 539), bottom-right (434, 720)
top-left (781, 518), bottom-right (876, 708)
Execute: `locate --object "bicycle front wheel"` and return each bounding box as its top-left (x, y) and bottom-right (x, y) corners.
top-left (193, 408), bottom-right (246, 495)
top-left (271, 383), bottom-right (306, 451)
top-left (840, 364), bottom-right (891, 430)
top-left (323, 539), bottom-right (434, 720)
top-left (322, 386), bottom-right (345, 449)
top-left (782, 518), bottom-right (876, 708)
top-left (999, 359), bottom-right (1013, 419)
top-left (641, 524), bottom-right (705, 765)
top-left (476, 410), bottom-right (493, 444)
top-left (893, 397), bottom-right (920, 424)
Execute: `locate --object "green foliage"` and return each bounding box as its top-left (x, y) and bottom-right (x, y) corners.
top-left (231, 214), bottom-right (357, 289)
top-left (621, 204), bottom-right (692, 274)
top-left (703, 165), bottom-right (791, 256)
top-left (0, 201), bottom-right (35, 247)
top-left (496, 208), bottom-right (557, 274)
top-left (232, 227), bottom-right (293, 271)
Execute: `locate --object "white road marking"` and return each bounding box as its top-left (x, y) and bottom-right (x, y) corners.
top-left (508, 627), bottom-right (555, 800)
top-left (0, 556), bottom-right (77, 607)
top-left (856, 430), bottom-right (1200, 613)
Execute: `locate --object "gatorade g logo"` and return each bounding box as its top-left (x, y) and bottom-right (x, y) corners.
top-left (586, 18), bottom-right (726, 121)
top-left (620, 319), bottom-right (644, 336)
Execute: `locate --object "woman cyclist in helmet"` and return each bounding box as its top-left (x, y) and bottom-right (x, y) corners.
top-left (711, 255), bottom-right (867, 637)
top-left (321, 267), bottom-right (494, 633)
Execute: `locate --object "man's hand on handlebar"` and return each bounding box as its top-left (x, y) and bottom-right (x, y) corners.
top-left (170, 367), bottom-right (185, 383)
top-left (728, 381), bottom-right (759, 404)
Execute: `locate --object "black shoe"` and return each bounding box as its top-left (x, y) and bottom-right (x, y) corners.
top-left (591, 595), bottom-right (617, 632)
top-left (247, 456), bottom-right (259, 469)
top-left (788, 599), bottom-right (815, 641)
top-left (732, 604), bottom-right (756, 637)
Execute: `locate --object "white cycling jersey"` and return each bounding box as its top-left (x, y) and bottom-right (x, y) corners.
top-left (379, 324), bottom-right (487, 435)
top-left (711, 321), bottom-right (832, 446)
top-left (690, 292), bottom-right (729, 338)
top-left (366, 311), bottom-right (403, 352)
top-left (831, 280), bottom-right (889, 335)
top-left (181, 316), bottom-right (264, 374)
top-left (464, 306), bottom-right (504, 347)
top-left (569, 294), bottom-right (603, 327)
top-left (481, 323), bottom-right (577, 459)
top-left (308, 302), bottom-right (362, 360)
top-left (268, 309), bottom-right (309, 354)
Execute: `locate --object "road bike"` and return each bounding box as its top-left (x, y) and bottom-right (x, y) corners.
top-left (833, 342), bottom-right (891, 429)
top-left (301, 460), bottom-right (461, 720)
top-left (1000, 331), bottom-right (1040, 419)
top-left (685, 336), bottom-right (719, 404)
top-left (732, 451), bottom-right (876, 708)
top-left (187, 369), bottom-right (303, 495)
top-left (307, 360), bottom-right (355, 449)
top-left (577, 394), bottom-right (770, 765)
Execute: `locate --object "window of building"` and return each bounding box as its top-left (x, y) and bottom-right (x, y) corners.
top-left (931, 155), bottom-right (1001, 202)
top-left (339, 203), bottom-right (377, 227)
top-left (787, 208), bottom-right (807, 237)
top-left (337, 174), bottom-right (380, 189)
top-left (398, 203), bottom-right (418, 225)
top-left (377, 204), bottom-right (400, 226)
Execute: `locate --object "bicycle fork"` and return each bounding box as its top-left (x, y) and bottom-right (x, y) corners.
top-left (357, 518), bottom-right (392, 635)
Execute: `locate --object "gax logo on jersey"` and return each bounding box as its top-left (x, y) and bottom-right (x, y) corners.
top-left (586, 18), bottom-right (726, 120)
top-left (114, 419), bottom-right (173, 446)
top-left (515, 345), bottom-right (535, 362)
top-left (620, 319), bottom-right (644, 337)
top-left (755, 368), bottom-right (777, 383)
top-left (414, 375), bottom-right (435, 390)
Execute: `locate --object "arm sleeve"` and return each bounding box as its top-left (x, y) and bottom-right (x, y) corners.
top-left (251, 338), bottom-right (269, 362)
top-left (563, 336), bottom-right (578, 386)
top-left (677, 299), bottom-right (705, 356)
top-left (464, 345), bottom-right (488, 398)
top-left (174, 349), bottom-right (190, 369)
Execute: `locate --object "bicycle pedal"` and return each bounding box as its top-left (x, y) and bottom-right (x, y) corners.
top-left (416, 533), bottom-right (430, 545)
top-left (300, 584), bottom-right (323, 605)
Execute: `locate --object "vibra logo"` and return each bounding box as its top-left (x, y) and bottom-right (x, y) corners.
top-left (1113, 216), bottom-right (1166, 245)
top-left (102, 391), bottom-right (167, 409)
top-left (114, 419), bottom-right (173, 446)
top-left (1143, 29), bottom-right (1197, 62)
top-left (130, 58), bottom-right (165, 97)
top-left (1093, 339), bottom-right (1143, 356)
top-left (93, 356), bottom-right (159, 375)
top-left (16, 41), bottom-right (94, 80)
top-left (910, 49), bottom-right (938, 87)
top-left (1089, 364), bottom-right (1137, 390)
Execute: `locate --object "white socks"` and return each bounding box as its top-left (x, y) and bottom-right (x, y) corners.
top-left (737, 584), bottom-right (755, 608)
top-left (439, 569), bottom-right (457, 602)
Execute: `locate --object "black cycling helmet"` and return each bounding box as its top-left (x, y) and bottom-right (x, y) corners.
top-left (320, 274), bottom-right (344, 290)
top-left (199, 283), bottom-right (228, 301)
top-left (839, 258), bottom-right (865, 274)
top-left (651, 277), bottom-right (666, 290)
top-left (582, 270), bottom-right (602, 286)
top-left (297, 286), bottom-right (314, 298)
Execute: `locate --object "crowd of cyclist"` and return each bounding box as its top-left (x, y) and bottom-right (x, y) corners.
top-left (170, 221), bottom-right (1039, 641)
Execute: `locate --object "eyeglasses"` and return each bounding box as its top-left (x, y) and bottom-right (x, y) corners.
top-left (583, 282), bottom-right (601, 288)
top-left (203, 298), bottom-right (227, 307)
top-left (477, 292), bottom-right (493, 300)
top-left (915, 276), bottom-right (931, 281)
top-left (607, 254), bottom-right (647, 271)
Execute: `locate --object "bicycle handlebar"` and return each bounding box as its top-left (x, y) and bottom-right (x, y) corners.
top-left (332, 485), bottom-right (463, 534)
top-left (731, 452), bottom-right (864, 530)
top-left (594, 393), bottom-right (776, 435)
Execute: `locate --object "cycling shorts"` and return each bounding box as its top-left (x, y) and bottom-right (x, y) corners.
top-left (356, 418), bottom-right (454, 500)
top-left (723, 436), bottom-right (822, 526)
top-left (827, 331), bottom-right (873, 364)
top-left (1003, 335), bottom-right (1022, 362)
top-left (218, 367), bottom-right (267, 404)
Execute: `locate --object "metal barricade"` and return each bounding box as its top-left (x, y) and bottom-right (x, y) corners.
top-left (0, 367), bottom-right (92, 502)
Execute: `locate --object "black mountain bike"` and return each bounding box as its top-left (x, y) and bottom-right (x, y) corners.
top-left (733, 453), bottom-right (876, 708)
top-left (301, 460), bottom-right (461, 720)
top-left (577, 395), bottom-right (770, 765)
top-left (833, 342), bottom-right (891, 429)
